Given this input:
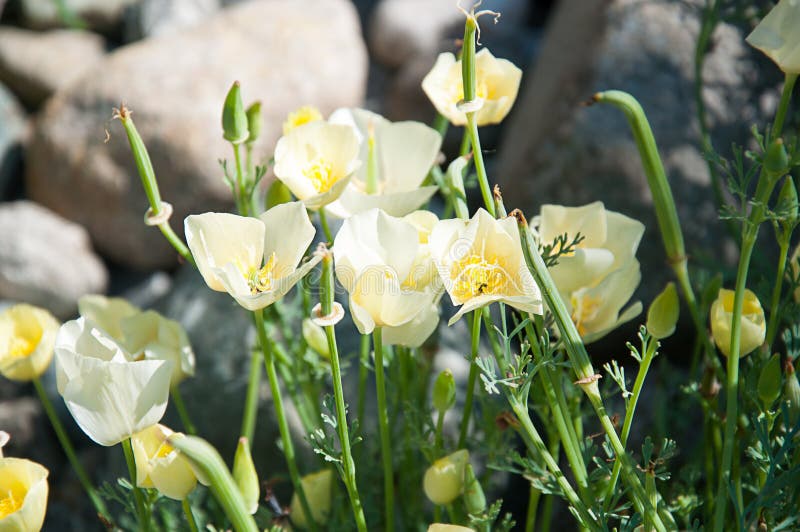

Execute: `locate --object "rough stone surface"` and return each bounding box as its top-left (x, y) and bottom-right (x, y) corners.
top-left (0, 28), bottom-right (107, 108)
top-left (496, 0), bottom-right (767, 302)
top-left (0, 201), bottom-right (108, 318)
top-left (18, 0), bottom-right (140, 32)
top-left (123, 0), bottom-right (220, 42)
top-left (0, 83), bottom-right (26, 197)
top-left (26, 0), bottom-right (368, 270)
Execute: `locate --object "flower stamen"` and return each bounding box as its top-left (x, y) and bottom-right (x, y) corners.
top-left (450, 254), bottom-right (509, 301)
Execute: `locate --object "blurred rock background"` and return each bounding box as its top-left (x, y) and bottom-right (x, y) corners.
top-left (0, 0), bottom-right (785, 529)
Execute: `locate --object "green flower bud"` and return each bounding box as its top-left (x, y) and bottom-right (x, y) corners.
top-left (302, 318), bottom-right (330, 360)
top-left (290, 469), bottom-right (333, 529)
top-left (757, 353), bottom-right (782, 410)
top-left (646, 282), bottom-right (679, 339)
top-left (232, 437), bottom-right (259, 515)
top-left (432, 369), bottom-right (456, 413)
top-left (462, 463), bottom-right (486, 515)
top-left (423, 449), bottom-right (469, 505)
top-left (764, 138), bottom-right (789, 177)
top-left (784, 360), bottom-right (800, 424)
top-left (776, 176), bottom-right (799, 231)
top-left (222, 81), bottom-right (249, 144)
top-left (245, 101), bottom-right (262, 144)
top-left (266, 179), bottom-right (293, 209)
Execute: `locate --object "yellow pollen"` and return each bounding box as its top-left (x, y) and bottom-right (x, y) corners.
top-left (8, 336), bottom-right (37, 358)
top-left (282, 105), bottom-right (322, 135)
top-left (0, 488), bottom-right (23, 519)
top-left (248, 252), bottom-right (278, 294)
top-left (571, 294), bottom-right (601, 337)
top-left (303, 158), bottom-right (340, 193)
top-left (450, 254), bottom-right (508, 301)
top-left (155, 442), bottom-right (175, 459)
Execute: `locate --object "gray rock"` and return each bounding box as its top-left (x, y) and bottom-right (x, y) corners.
top-left (18, 0), bottom-right (140, 32)
top-left (0, 201), bottom-right (108, 318)
top-left (496, 0), bottom-right (761, 303)
top-left (0, 397), bottom-right (40, 455)
top-left (123, 0), bottom-right (220, 42)
top-left (26, 0), bottom-right (368, 270)
top-left (0, 27), bottom-right (106, 108)
top-left (0, 83), bottom-right (26, 197)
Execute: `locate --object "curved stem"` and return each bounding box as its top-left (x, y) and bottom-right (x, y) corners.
top-left (182, 498), bottom-right (199, 532)
top-left (253, 308), bottom-right (317, 532)
top-left (122, 438), bottom-right (150, 532)
top-left (32, 377), bottom-right (110, 523)
top-left (373, 327), bottom-right (395, 531)
top-left (170, 385), bottom-right (197, 436)
top-left (458, 311), bottom-right (482, 449)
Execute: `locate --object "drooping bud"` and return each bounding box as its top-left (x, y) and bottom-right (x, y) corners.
top-left (757, 353), bottom-right (782, 410)
top-left (290, 469), bottom-right (333, 529)
top-left (423, 449), bottom-right (469, 505)
top-left (462, 463), bottom-right (486, 515)
top-left (646, 282), bottom-right (679, 339)
top-left (222, 81), bottom-right (249, 144)
top-left (302, 318), bottom-right (330, 360)
top-left (232, 437), bottom-right (259, 514)
top-left (245, 101), bottom-right (262, 144)
top-left (432, 369), bottom-right (456, 413)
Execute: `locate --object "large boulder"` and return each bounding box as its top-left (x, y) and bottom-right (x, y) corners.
top-left (0, 201), bottom-right (108, 318)
top-left (495, 0), bottom-right (770, 302)
top-left (123, 0), bottom-right (221, 42)
top-left (0, 83), bottom-right (25, 197)
top-left (26, 0), bottom-right (368, 270)
top-left (0, 27), bottom-right (106, 108)
top-left (18, 0), bottom-right (140, 32)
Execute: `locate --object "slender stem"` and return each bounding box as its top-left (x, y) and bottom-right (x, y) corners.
top-left (525, 483), bottom-right (540, 532)
top-left (170, 385), bottom-right (196, 436)
top-left (604, 336), bottom-right (658, 507)
top-left (459, 129), bottom-right (471, 157)
top-left (458, 311), bottom-right (482, 448)
top-left (240, 344), bottom-right (262, 442)
top-left (182, 498), bottom-right (199, 532)
top-left (465, 114), bottom-right (496, 216)
top-left (771, 73), bottom-right (798, 140)
top-left (373, 327), bottom-right (395, 532)
top-left (157, 223), bottom-right (195, 265)
top-left (32, 378), bottom-right (110, 522)
top-left (122, 438), bottom-right (150, 532)
top-left (253, 308), bottom-right (317, 532)
top-left (318, 209), bottom-right (333, 244)
top-left (434, 409), bottom-right (445, 456)
top-left (233, 142), bottom-right (249, 217)
top-left (320, 256), bottom-right (368, 531)
top-left (766, 237), bottom-right (791, 347)
top-left (357, 334), bottom-right (370, 436)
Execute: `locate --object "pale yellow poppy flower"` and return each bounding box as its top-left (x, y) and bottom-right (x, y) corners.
top-left (746, 0), bottom-right (800, 74)
top-left (0, 304), bottom-right (59, 382)
top-left (282, 105), bottom-right (323, 135)
top-left (132, 424), bottom-right (197, 500)
top-left (290, 469), bottom-right (333, 529)
top-left (710, 288), bottom-right (766, 358)
top-left (0, 457), bottom-right (48, 531)
top-left (423, 449), bottom-right (469, 506)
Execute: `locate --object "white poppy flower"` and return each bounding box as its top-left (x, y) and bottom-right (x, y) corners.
top-left (535, 202), bottom-right (644, 343)
top-left (746, 0), bottom-right (800, 74)
top-left (421, 48), bottom-right (522, 126)
top-left (184, 202), bottom-right (321, 311)
top-left (132, 424), bottom-right (197, 500)
top-left (430, 209), bottom-right (543, 325)
top-left (325, 108), bottom-right (442, 218)
top-left (273, 122), bottom-right (361, 210)
top-left (54, 318), bottom-right (173, 446)
top-left (333, 209), bottom-right (438, 337)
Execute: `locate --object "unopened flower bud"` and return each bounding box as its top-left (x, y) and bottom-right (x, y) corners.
top-left (462, 463), bottom-right (486, 515)
top-left (784, 360), bottom-right (800, 424)
top-left (265, 179), bottom-right (293, 209)
top-left (290, 469), bottom-right (333, 529)
top-left (302, 319), bottom-right (330, 360)
top-left (776, 176), bottom-right (799, 231)
top-left (710, 288), bottom-right (765, 358)
top-left (764, 139), bottom-right (789, 177)
top-left (757, 353), bottom-right (782, 410)
top-left (222, 81), bottom-right (249, 144)
top-left (423, 449), bottom-right (469, 505)
top-left (646, 282), bottom-right (679, 339)
top-left (245, 102), bottom-right (262, 143)
top-left (233, 437), bottom-right (259, 514)
top-left (432, 369), bottom-right (456, 413)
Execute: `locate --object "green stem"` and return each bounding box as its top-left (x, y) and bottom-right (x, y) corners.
top-left (32, 378), bottom-right (110, 523)
top-left (357, 334), bottom-right (370, 434)
top-left (465, 114), bottom-right (496, 216)
top-left (765, 237), bottom-right (791, 347)
top-left (373, 327), bottom-right (395, 532)
top-left (122, 438), bottom-right (150, 532)
top-left (434, 409), bottom-right (445, 456)
top-left (240, 344), bottom-right (262, 442)
top-left (253, 308), bottom-right (317, 532)
top-left (525, 483), bottom-right (540, 532)
top-left (320, 255), bottom-right (368, 531)
top-left (233, 142), bottom-right (249, 217)
top-left (182, 498), bottom-right (199, 532)
top-left (318, 209), bottom-right (333, 244)
top-left (771, 73), bottom-right (798, 140)
top-left (170, 385), bottom-right (197, 436)
top-left (458, 311), bottom-right (482, 449)
top-left (603, 335), bottom-right (658, 508)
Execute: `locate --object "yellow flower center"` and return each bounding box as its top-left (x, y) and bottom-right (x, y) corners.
top-left (450, 254), bottom-right (509, 301)
top-left (303, 158), bottom-right (341, 194)
top-left (155, 442), bottom-right (175, 459)
top-left (571, 293), bottom-right (601, 337)
top-left (248, 252), bottom-right (278, 294)
top-left (282, 105), bottom-right (322, 135)
top-left (8, 336), bottom-right (37, 359)
top-left (0, 487), bottom-right (24, 519)
top-left (453, 77), bottom-right (492, 106)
